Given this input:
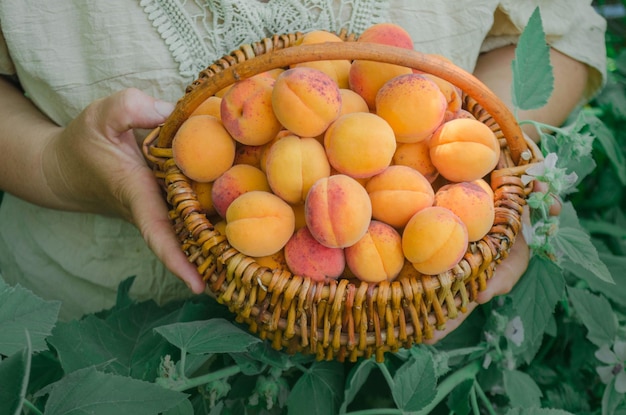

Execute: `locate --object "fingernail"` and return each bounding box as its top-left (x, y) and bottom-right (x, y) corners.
top-left (154, 100), bottom-right (175, 117)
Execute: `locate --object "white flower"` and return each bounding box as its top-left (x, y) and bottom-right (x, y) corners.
top-left (595, 340), bottom-right (626, 393)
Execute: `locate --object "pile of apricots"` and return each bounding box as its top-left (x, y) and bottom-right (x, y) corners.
top-left (171, 23), bottom-right (501, 284)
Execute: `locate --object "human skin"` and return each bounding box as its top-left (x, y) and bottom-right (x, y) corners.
top-left (0, 43), bottom-right (585, 319)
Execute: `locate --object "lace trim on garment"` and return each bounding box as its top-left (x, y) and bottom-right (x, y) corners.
top-left (140, 0), bottom-right (389, 78)
top-left (139, 0), bottom-right (212, 77)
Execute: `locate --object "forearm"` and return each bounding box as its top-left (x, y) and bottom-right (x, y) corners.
top-left (0, 76), bottom-right (66, 209)
top-left (473, 45), bottom-right (589, 141)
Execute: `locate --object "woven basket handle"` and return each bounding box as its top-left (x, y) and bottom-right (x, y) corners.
top-left (158, 42), bottom-right (529, 165)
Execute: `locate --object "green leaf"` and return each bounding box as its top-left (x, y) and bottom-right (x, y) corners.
top-left (503, 369), bottom-right (542, 408)
top-left (286, 361), bottom-right (344, 415)
top-left (0, 331), bottom-right (31, 415)
top-left (163, 398), bottom-right (194, 415)
top-left (446, 378), bottom-right (474, 415)
top-left (553, 226), bottom-right (614, 284)
top-left (580, 110), bottom-right (626, 185)
top-left (154, 318), bottom-right (261, 354)
top-left (603, 377), bottom-right (625, 415)
top-left (391, 347), bottom-right (437, 411)
top-left (552, 202), bottom-right (613, 284)
top-left (506, 408), bottom-right (575, 415)
top-left (339, 358), bottom-right (377, 413)
top-left (570, 253), bottom-right (626, 307)
top-left (567, 287), bottom-right (617, 347)
top-left (0, 281), bottom-right (60, 356)
top-left (505, 256), bottom-right (565, 355)
top-left (511, 7), bottom-right (554, 111)
top-left (48, 299), bottom-right (209, 380)
top-left (43, 366), bottom-right (188, 415)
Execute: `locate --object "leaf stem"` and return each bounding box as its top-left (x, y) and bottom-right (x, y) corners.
top-left (172, 365), bottom-right (242, 392)
top-left (23, 398), bottom-right (44, 415)
top-left (344, 409), bottom-right (404, 415)
top-left (413, 359), bottom-right (482, 415)
top-left (474, 380), bottom-right (497, 415)
top-left (470, 384), bottom-right (480, 415)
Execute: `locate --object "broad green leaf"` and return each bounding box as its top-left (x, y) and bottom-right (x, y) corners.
top-left (567, 286), bottom-right (617, 347)
top-left (446, 378), bottom-right (474, 415)
top-left (511, 7), bottom-right (554, 111)
top-left (580, 110), bottom-right (626, 185)
top-left (391, 347), bottom-right (437, 411)
top-left (503, 369), bottom-right (542, 408)
top-left (0, 281), bottom-right (60, 355)
top-left (570, 253), bottom-right (626, 307)
top-left (286, 361), bottom-right (344, 415)
top-left (602, 377), bottom-right (625, 415)
top-left (339, 358), bottom-right (377, 413)
top-left (163, 398), bottom-right (194, 415)
top-left (48, 299), bottom-right (208, 380)
top-left (553, 226), bottom-right (614, 284)
top-left (43, 366), bottom-right (188, 415)
top-left (506, 409), bottom-right (574, 415)
top-left (0, 331), bottom-right (31, 415)
top-left (154, 318), bottom-right (261, 354)
top-left (505, 256), bottom-right (565, 354)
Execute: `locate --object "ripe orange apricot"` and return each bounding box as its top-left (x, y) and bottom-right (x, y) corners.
top-left (376, 73), bottom-right (447, 143)
top-left (284, 226), bottom-right (345, 282)
top-left (172, 115), bottom-right (236, 182)
top-left (402, 206), bottom-right (468, 275)
top-left (272, 67), bottom-right (342, 137)
top-left (434, 181), bottom-right (495, 242)
top-left (429, 118), bottom-right (501, 182)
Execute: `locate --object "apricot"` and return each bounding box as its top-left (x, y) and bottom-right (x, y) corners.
top-left (272, 67), bottom-right (342, 137)
top-left (392, 140), bottom-right (439, 183)
top-left (211, 164), bottom-right (271, 218)
top-left (338, 88), bottom-right (369, 116)
top-left (324, 112), bottom-right (396, 178)
top-left (221, 75), bottom-right (283, 146)
top-left (305, 174), bottom-right (372, 248)
top-left (292, 30), bottom-right (351, 88)
top-left (402, 206), bottom-right (468, 275)
top-left (420, 73), bottom-right (462, 121)
top-left (357, 22), bottom-right (414, 49)
top-left (259, 130), bottom-right (292, 173)
top-left (365, 165), bottom-right (434, 229)
top-left (190, 95), bottom-right (222, 119)
top-left (265, 135), bottom-right (331, 204)
top-left (172, 115), bottom-right (236, 182)
top-left (348, 60), bottom-right (412, 111)
top-left (234, 144), bottom-right (265, 169)
top-left (376, 73), bottom-right (447, 143)
top-left (434, 181), bottom-right (495, 242)
top-left (190, 180), bottom-right (216, 216)
top-left (284, 227), bottom-right (345, 282)
top-left (429, 118), bottom-right (501, 182)
top-left (345, 220), bottom-right (404, 283)
top-left (254, 249), bottom-right (287, 271)
top-left (225, 191), bottom-right (295, 257)
top-left (291, 202), bottom-right (307, 230)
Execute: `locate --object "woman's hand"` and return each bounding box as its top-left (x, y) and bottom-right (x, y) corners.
top-left (41, 88), bottom-right (205, 294)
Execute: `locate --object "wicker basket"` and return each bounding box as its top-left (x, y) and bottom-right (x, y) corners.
top-left (142, 31), bottom-right (540, 363)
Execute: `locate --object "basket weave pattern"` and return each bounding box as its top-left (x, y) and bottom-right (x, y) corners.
top-left (143, 31), bottom-right (538, 362)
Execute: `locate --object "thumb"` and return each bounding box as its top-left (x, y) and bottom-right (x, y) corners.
top-left (96, 88), bottom-right (175, 139)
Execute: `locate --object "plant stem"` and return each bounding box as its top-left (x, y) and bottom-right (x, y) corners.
top-left (470, 384), bottom-right (480, 415)
top-left (345, 409), bottom-right (404, 415)
top-left (474, 380), bottom-right (497, 415)
top-left (172, 365), bottom-right (242, 392)
top-left (413, 359), bottom-right (482, 415)
top-left (22, 398), bottom-right (44, 415)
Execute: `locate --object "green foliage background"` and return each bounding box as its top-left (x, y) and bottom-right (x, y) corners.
top-left (2, 4), bottom-right (626, 415)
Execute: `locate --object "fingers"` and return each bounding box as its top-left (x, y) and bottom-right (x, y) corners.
top-left (129, 169), bottom-right (206, 294)
top-left (95, 88), bottom-right (174, 140)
